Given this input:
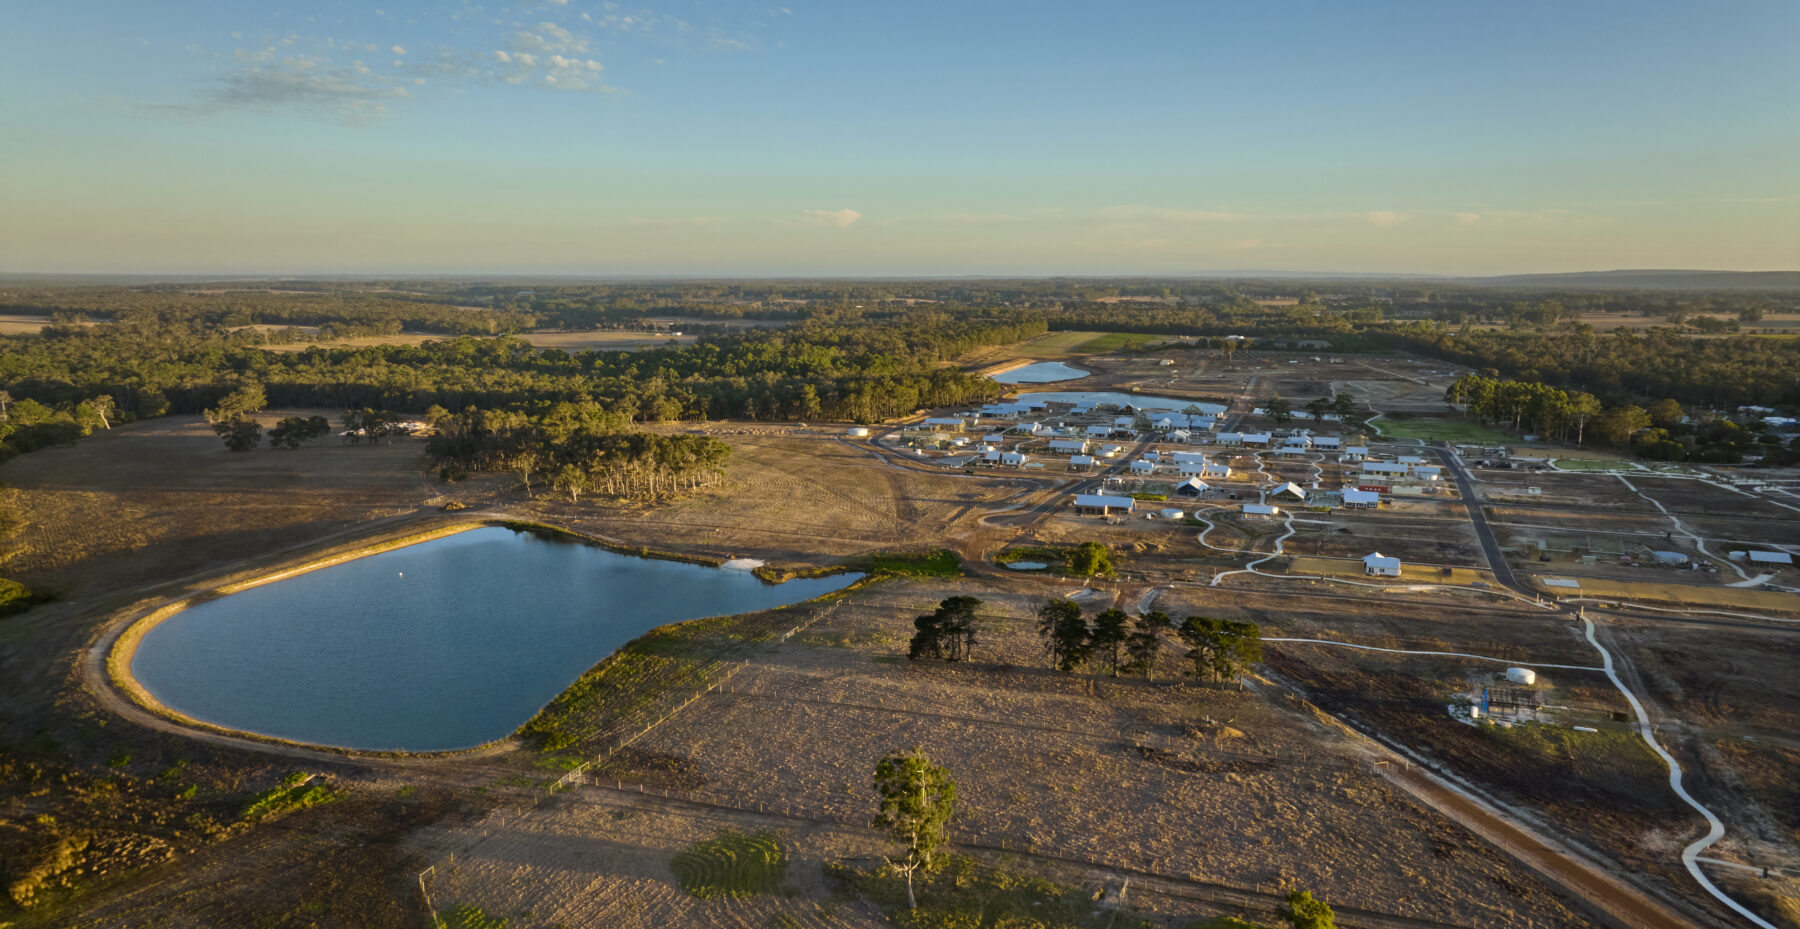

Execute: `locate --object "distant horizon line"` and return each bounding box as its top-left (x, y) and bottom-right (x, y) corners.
top-left (2, 267), bottom-right (1796, 284)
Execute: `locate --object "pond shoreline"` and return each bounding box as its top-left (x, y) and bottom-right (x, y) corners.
top-left (94, 515), bottom-right (862, 760)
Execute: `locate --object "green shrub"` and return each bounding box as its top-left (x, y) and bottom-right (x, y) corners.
top-left (240, 774), bottom-right (341, 821)
top-left (671, 830), bottom-right (788, 898)
top-left (869, 550), bottom-right (963, 577)
top-left (439, 904), bottom-right (507, 929)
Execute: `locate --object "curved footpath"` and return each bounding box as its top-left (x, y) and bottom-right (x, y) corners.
top-left (1434, 441), bottom-right (1775, 928)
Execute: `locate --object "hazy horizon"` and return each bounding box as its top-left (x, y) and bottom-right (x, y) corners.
top-left (4, 1), bottom-right (1796, 275)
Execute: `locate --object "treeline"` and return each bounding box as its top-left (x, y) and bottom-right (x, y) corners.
top-left (0, 286), bottom-right (533, 335)
top-left (1446, 374), bottom-right (1796, 463)
top-left (0, 311), bottom-right (1036, 427)
top-left (425, 401), bottom-right (731, 501)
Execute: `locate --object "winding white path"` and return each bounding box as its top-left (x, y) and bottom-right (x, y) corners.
top-left (1580, 611), bottom-right (1779, 929)
top-left (1617, 474), bottom-right (1752, 581)
top-left (1264, 637), bottom-right (1602, 671)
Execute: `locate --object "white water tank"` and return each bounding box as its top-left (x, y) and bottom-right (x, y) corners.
top-left (846, 427), bottom-right (871, 437)
top-left (1505, 667), bottom-right (1537, 686)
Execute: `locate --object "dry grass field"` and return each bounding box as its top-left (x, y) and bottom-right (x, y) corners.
top-left (418, 577), bottom-right (1599, 929)
top-left (0, 313), bottom-right (55, 335)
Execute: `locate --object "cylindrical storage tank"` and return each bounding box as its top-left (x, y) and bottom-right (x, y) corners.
top-left (1505, 667), bottom-right (1537, 686)
top-left (846, 427), bottom-right (871, 437)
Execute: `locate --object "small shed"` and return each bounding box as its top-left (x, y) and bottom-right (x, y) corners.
top-left (1074, 493), bottom-right (1135, 515)
top-left (1362, 552), bottom-right (1402, 577)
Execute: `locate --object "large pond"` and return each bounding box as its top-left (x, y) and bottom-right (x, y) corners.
top-left (1014, 390), bottom-right (1227, 414)
top-left (129, 527), bottom-right (860, 751)
top-left (993, 361), bottom-right (1089, 384)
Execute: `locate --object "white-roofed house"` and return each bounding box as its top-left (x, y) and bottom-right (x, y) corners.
top-left (1001, 451), bottom-right (1030, 468)
top-left (1341, 488), bottom-right (1381, 508)
top-left (1143, 450), bottom-right (1161, 462)
top-left (1069, 454), bottom-right (1096, 471)
top-left (981, 433), bottom-right (1005, 446)
top-left (1362, 552), bottom-right (1402, 577)
top-left (1243, 503), bottom-right (1281, 519)
top-left (923, 416), bottom-right (968, 431)
top-left (1170, 451), bottom-right (1207, 464)
top-left (1175, 477), bottom-right (1210, 497)
top-left (1216, 432), bottom-right (1244, 446)
top-left (1177, 461), bottom-right (1210, 476)
top-left (1270, 482), bottom-right (1307, 500)
top-left (1203, 462), bottom-right (1232, 479)
top-left (979, 449), bottom-right (1002, 467)
top-left (1166, 429), bottom-right (1193, 443)
top-left (1087, 424), bottom-right (1114, 438)
top-left (1099, 444), bottom-right (1124, 458)
top-left (1047, 439), bottom-right (1089, 454)
top-left (1129, 459), bottom-right (1157, 475)
top-left (1241, 433), bottom-right (1272, 446)
top-left (1073, 493), bottom-right (1135, 515)
top-left (1363, 462), bottom-right (1409, 477)
top-left (1114, 415), bottom-right (1137, 428)
top-left (1276, 442), bottom-right (1311, 457)
top-left (1397, 455), bottom-right (1426, 465)
top-left (1746, 551), bottom-right (1794, 566)
top-left (1313, 436), bottom-right (1343, 451)
top-left (1411, 465), bottom-right (1443, 482)
top-left (1341, 446), bottom-right (1371, 462)
top-left (1152, 417), bottom-right (1176, 431)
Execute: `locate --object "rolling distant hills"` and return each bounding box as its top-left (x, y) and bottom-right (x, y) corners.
top-left (1468, 269), bottom-right (1800, 290)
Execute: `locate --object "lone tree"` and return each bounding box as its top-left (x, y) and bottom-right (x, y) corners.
top-left (1280, 889), bottom-right (1336, 929)
top-left (1036, 598), bottom-right (1091, 672)
top-left (1265, 395), bottom-right (1293, 425)
top-left (1124, 609), bottom-right (1171, 678)
top-left (1089, 608), bottom-right (1130, 677)
top-left (871, 748), bottom-right (956, 911)
top-left (1331, 392), bottom-right (1357, 421)
top-left (1304, 397), bottom-right (1331, 422)
top-left (908, 596), bottom-right (981, 662)
top-left (212, 416), bottom-right (262, 452)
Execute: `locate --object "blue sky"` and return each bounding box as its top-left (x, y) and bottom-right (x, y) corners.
top-left (3, 1), bottom-right (1796, 275)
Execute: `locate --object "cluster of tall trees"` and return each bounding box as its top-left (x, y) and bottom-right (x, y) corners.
top-left (907, 596), bottom-right (980, 661)
top-left (1032, 601), bottom-right (1262, 684)
top-left (1445, 373), bottom-right (1794, 462)
top-left (0, 390), bottom-right (120, 463)
top-left (425, 401), bottom-right (731, 502)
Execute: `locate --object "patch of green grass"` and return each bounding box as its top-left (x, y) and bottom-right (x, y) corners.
top-left (830, 855), bottom-right (1153, 929)
top-left (440, 903), bottom-right (508, 929)
top-left (239, 773), bottom-right (340, 821)
top-left (1129, 492), bottom-right (1167, 501)
top-left (868, 549), bottom-right (963, 577)
top-left (1072, 332), bottom-right (1176, 353)
top-left (1551, 457), bottom-right (1622, 471)
top-left (1368, 416), bottom-right (1512, 444)
top-left (671, 830), bottom-right (788, 898)
top-left (994, 542), bottom-right (1114, 578)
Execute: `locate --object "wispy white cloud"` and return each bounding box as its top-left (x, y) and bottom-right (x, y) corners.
top-left (1366, 210), bottom-right (1408, 227)
top-left (801, 208), bottom-right (862, 228)
top-left (151, 55), bottom-right (409, 123)
top-left (510, 22), bottom-right (588, 55)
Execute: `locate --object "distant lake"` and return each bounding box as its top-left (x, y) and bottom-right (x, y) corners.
top-left (129, 527), bottom-right (859, 751)
top-left (993, 361), bottom-right (1089, 384)
top-left (1015, 390), bottom-right (1227, 414)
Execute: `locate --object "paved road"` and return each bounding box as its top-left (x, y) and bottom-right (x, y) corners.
top-left (1432, 443), bottom-right (1527, 594)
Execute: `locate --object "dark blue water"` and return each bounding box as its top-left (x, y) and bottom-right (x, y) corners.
top-left (130, 527), bottom-right (859, 751)
top-left (993, 361), bottom-right (1089, 384)
top-left (1014, 390), bottom-right (1226, 414)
